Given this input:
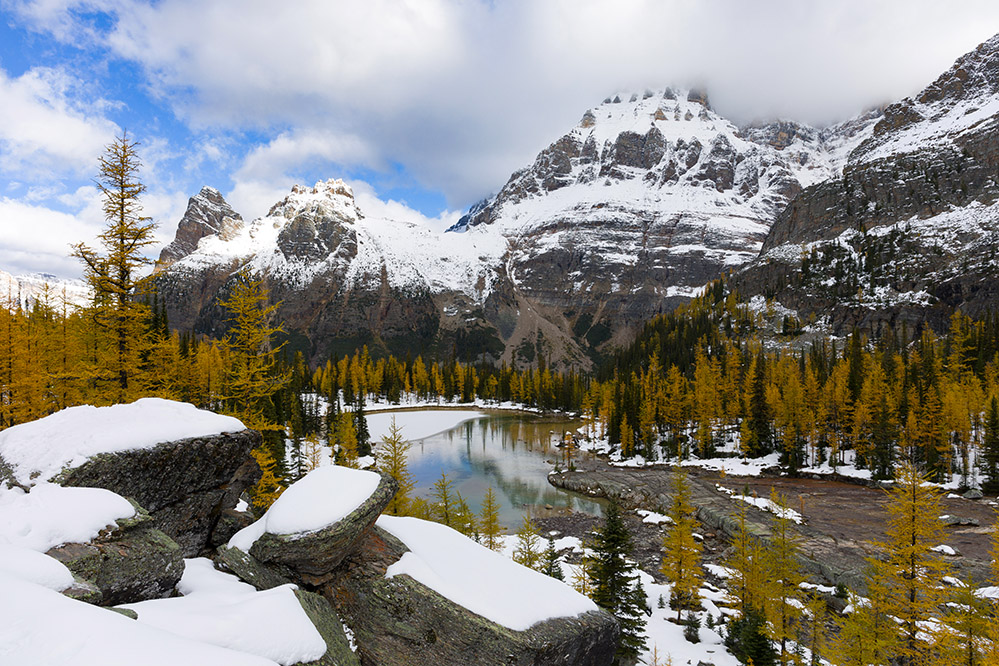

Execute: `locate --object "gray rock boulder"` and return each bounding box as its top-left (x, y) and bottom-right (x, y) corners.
top-left (46, 504), bottom-right (184, 606)
top-left (321, 527), bottom-right (619, 666)
top-left (56, 430), bottom-right (261, 556)
top-left (249, 473), bottom-right (397, 586)
top-left (293, 589), bottom-right (361, 666)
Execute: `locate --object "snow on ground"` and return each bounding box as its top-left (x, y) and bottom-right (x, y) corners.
top-left (0, 482), bottom-right (136, 552)
top-left (121, 558), bottom-right (326, 666)
top-left (721, 490), bottom-right (804, 524)
top-left (365, 409), bottom-right (487, 444)
top-left (637, 509), bottom-right (672, 526)
top-left (0, 398), bottom-right (245, 485)
top-left (931, 544), bottom-right (959, 556)
top-left (0, 571), bottom-right (277, 666)
top-left (0, 543), bottom-right (75, 591)
top-left (230, 466), bottom-right (380, 551)
top-left (378, 515), bottom-right (598, 631)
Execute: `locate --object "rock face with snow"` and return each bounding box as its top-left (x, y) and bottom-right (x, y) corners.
top-left (153, 90), bottom-right (876, 369)
top-left (734, 33), bottom-right (999, 335)
top-left (0, 399), bottom-right (260, 557)
top-left (156, 186), bottom-right (244, 269)
top-left (46, 504), bottom-right (185, 606)
top-left (321, 524), bottom-right (618, 666)
top-left (57, 430), bottom-right (261, 557)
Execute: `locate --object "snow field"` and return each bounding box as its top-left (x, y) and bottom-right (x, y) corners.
top-left (365, 409), bottom-right (487, 443)
top-left (121, 558), bottom-right (327, 665)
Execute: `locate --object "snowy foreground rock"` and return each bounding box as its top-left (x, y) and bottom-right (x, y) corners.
top-left (0, 400), bottom-right (618, 665)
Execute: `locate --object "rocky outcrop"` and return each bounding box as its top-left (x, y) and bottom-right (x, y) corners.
top-left (248, 473), bottom-right (397, 586)
top-left (322, 527), bottom-right (619, 666)
top-left (46, 503), bottom-right (184, 606)
top-left (733, 33), bottom-right (999, 338)
top-left (156, 187), bottom-right (243, 270)
top-left (56, 430), bottom-right (261, 557)
top-left (293, 590), bottom-right (362, 666)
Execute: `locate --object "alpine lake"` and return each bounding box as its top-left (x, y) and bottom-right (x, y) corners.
top-left (368, 409), bottom-right (604, 529)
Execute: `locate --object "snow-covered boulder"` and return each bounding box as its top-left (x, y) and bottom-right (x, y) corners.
top-left (0, 399), bottom-right (261, 556)
top-left (0, 480), bottom-right (183, 605)
top-left (322, 520), bottom-right (618, 666)
top-left (227, 466), bottom-right (397, 586)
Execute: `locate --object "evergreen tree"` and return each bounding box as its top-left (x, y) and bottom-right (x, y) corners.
top-left (983, 396), bottom-right (999, 492)
top-left (878, 462), bottom-right (951, 665)
top-left (542, 537), bottom-right (564, 580)
top-left (660, 465), bottom-right (702, 620)
top-left (479, 486), bottom-right (505, 550)
top-left (71, 132), bottom-right (157, 402)
top-left (588, 501), bottom-right (647, 662)
top-left (762, 489), bottom-right (803, 666)
top-left (512, 514), bottom-right (542, 570)
top-left (354, 393), bottom-right (371, 457)
top-left (725, 605), bottom-right (777, 666)
top-left (377, 417), bottom-right (414, 516)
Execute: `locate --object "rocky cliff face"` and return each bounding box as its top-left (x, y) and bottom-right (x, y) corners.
top-left (154, 90), bottom-right (875, 369)
top-left (155, 186), bottom-right (244, 270)
top-left (733, 34), bottom-right (999, 336)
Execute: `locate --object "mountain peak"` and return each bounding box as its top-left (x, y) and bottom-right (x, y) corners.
top-left (156, 187), bottom-right (243, 270)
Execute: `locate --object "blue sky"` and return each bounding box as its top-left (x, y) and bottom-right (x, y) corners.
top-left (2, 0), bottom-right (998, 279)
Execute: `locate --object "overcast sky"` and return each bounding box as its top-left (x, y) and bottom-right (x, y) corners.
top-left (2, 0), bottom-right (998, 278)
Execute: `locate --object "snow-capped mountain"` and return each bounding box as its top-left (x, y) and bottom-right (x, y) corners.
top-left (735, 33), bottom-right (999, 335)
top-left (154, 88), bottom-right (883, 368)
top-left (0, 270), bottom-right (90, 311)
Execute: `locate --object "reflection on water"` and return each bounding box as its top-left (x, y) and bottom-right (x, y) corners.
top-left (404, 412), bottom-right (604, 529)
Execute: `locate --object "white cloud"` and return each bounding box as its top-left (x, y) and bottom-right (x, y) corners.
top-left (0, 197), bottom-right (103, 278)
top-left (0, 66), bottom-right (120, 180)
top-left (348, 180), bottom-right (461, 234)
top-left (10, 0), bottom-right (999, 210)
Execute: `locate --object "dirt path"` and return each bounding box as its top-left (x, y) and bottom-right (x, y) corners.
top-left (547, 458), bottom-right (997, 592)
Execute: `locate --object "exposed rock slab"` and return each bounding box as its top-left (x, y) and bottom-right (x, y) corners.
top-left (293, 589), bottom-right (361, 666)
top-left (56, 430), bottom-right (261, 556)
top-left (322, 527), bottom-right (619, 666)
top-left (46, 505), bottom-right (184, 606)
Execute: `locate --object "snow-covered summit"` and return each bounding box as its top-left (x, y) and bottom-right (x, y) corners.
top-left (852, 32), bottom-right (999, 164)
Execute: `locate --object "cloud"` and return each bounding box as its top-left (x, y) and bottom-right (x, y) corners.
top-left (348, 180), bottom-right (461, 234)
top-left (11, 0), bottom-right (999, 210)
top-left (0, 66), bottom-right (120, 180)
top-left (0, 196), bottom-right (103, 277)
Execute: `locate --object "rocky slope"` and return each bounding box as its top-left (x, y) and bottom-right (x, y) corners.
top-left (732, 34), bottom-right (999, 336)
top-left (153, 90), bottom-right (876, 368)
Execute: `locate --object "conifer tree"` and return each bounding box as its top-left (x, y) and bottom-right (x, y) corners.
top-left (335, 411), bottom-right (359, 468)
top-left (983, 396), bottom-right (999, 492)
top-left (660, 465), bottom-right (702, 620)
top-left (377, 417), bottom-right (414, 516)
top-left (512, 514), bottom-right (542, 570)
top-left (479, 486), bottom-right (505, 550)
top-left (830, 568), bottom-right (896, 666)
top-left (588, 501), bottom-right (647, 662)
top-left (72, 132), bottom-right (157, 402)
top-left (542, 537), bottom-right (564, 580)
top-left (430, 472), bottom-right (457, 527)
top-left (762, 489), bottom-right (803, 666)
top-left (878, 462), bottom-right (951, 665)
